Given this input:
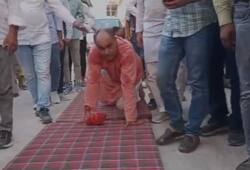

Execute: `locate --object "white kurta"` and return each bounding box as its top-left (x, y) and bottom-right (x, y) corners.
top-left (18, 0), bottom-right (75, 45)
top-left (0, 0), bottom-right (25, 45)
top-left (135, 0), bottom-right (167, 113)
top-left (136, 0), bottom-right (166, 63)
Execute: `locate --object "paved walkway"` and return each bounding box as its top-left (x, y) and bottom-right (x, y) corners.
top-left (0, 91), bottom-right (77, 169)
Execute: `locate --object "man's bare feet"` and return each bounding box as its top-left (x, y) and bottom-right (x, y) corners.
top-left (124, 119), bottom-right (147, 127)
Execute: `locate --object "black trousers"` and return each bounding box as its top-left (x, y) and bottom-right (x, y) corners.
top-left (58, 49), bottom-right (65, 94)
top-left (208, 26), bottom-right (242, 131)
top-left (80, 37), bottom-right (87, 79)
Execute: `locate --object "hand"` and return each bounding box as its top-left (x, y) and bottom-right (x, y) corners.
top-left (220, 23), bottom-right (236, 49)
top-left (3, 26), bottom-right (18, 54)
top-left (136, 32), bottom-right (143, 48)
top-left (64, 39), bottom-right (71, 46)
top-left (59, 39), bottom-right (64, 50)
top-left (125, 33), bottom-right (131, 41)
top-left (163, 0), bottom-right (194, 9)
top-left (84, 105), bottom-right (92, 121)
top-left (73, 20), bottom-right (88, 32)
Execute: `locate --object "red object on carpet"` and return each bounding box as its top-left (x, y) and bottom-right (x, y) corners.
top-left (4, 92), bottom-right (163, 170)
top-left (86, 112), bottom-right (107, 126)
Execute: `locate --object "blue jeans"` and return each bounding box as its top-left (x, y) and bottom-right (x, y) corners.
top-left (158, 24), bottom-right (216, 135)
top-left (17, 43), bottom-right (51, 110)
top-left (234, 1), bottom-right (250, 156)
top-left (50, 43), bottom-right (61, 92)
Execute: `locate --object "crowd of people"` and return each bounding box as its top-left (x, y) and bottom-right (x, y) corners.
top-left (0, 0), bottom-right (94, 146)
top-left (1, 0), bottom-right (250, 170)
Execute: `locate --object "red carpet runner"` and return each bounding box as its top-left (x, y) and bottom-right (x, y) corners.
top-left (4, 93), bottom-right (164, 170)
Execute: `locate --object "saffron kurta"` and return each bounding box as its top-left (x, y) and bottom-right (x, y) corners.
top-left (84, 37), bottom-right (143, 122)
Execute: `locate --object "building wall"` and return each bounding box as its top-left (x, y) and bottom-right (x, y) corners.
top-left (90, 0), bottom-right (127, 25)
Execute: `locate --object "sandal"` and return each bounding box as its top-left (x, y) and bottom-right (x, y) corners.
top-left (156, 128), bottom-right (184, 145)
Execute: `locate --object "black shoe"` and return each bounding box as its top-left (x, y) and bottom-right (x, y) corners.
top-left (19, 85), bottom-right (27, 90)
top-left (33, 105), bottom-right (39, 117)
top-left (228, 130), bottom-right (245, 147)
top-left (0, 130), bottom-right (13, 149)
top-left (37, 108), bottom-right (52, 124)
top-left (201, 121), bottom-right (228, 137)
top-left (178, 135), bottom-right (200, 153)
top-left (35, 110), bottom-right (39, 117)
top-left (156, 128), bottom-right (184, 145)
top-left (236, 158), bottom-right (250, 170)
top-left (147, 99), bottom-right (157, 110)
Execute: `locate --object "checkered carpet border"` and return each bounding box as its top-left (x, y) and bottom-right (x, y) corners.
top-left (4, 92), bottom-right (163, 170)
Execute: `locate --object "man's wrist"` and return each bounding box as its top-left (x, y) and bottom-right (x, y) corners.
top-left (84, 105), bottom-right (91, 112)
top-left (8, 25), bottom-right (18, 36)
top-left (221, 23), bottom-right (234, 29)
top-left (220, 21), bottom-right (234, 28)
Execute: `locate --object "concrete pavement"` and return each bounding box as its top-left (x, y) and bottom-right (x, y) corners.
top-left (153, 89), bottom-right (247, 170)
top-left (0, 90), bottom-right (77, 169)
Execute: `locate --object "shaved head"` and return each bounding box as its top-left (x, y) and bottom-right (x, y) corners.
top-left (94, 29), bottom-right (118, 61)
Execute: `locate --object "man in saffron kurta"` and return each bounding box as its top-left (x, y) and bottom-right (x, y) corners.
top-left (84, 29), bottom-right (143, 125)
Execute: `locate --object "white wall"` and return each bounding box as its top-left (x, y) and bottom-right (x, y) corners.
top-left (90, 0), bottom-right (109, 18)
top-left (117, 0), bottom-right (127, 25)
top-left (90, 0), bottom-right (127, 25)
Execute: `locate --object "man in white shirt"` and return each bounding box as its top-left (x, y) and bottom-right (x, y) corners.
top-left (16, 0), bottom-right (86, 124)
top-left (45, 3), bottom-right (64, 104)
top-left (136, 0), bottom-right (168, 123)
top-left (126, 0), bottom-right (162, 115)
top-left (63, 0), bottom-right (93, 93)
top-left (0, 0), bottom-right (25, 149)
top-left (57, 0), bottom-right (73, 100)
